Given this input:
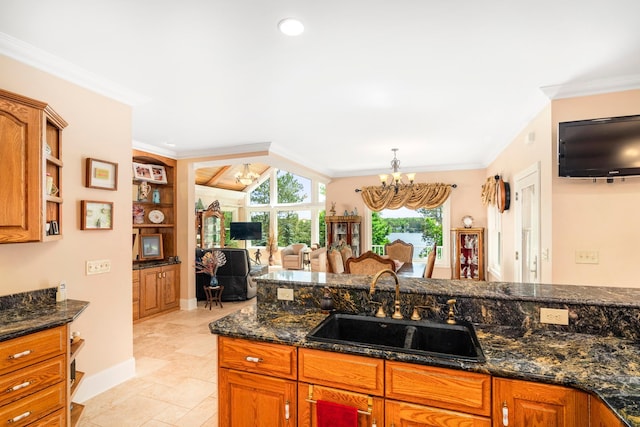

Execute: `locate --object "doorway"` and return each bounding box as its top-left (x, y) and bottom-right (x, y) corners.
top-left (514, 163), bottom-right (540, 283)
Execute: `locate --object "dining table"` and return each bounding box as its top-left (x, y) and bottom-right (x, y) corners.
top-left (396, 262), bottom-right (426, 278)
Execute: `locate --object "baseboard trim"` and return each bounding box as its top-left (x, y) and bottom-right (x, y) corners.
top-left (74, 357), bottom-right (136, 403)
top-left (182, 297), bottom-right (198, 311)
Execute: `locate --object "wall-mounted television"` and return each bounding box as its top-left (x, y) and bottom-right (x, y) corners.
top-left (558, 114), bottom-right (640, 178)
top-left (229, 222), bottom-right (262, 240)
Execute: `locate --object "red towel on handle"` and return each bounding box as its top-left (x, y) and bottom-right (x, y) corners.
top-left (317, 399), bottom-right (358, 427)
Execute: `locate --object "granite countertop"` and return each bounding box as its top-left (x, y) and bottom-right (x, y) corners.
top-left (0, 298), bottom-right (90, 342)
top-left (210, 301), bottom-right (640, 427)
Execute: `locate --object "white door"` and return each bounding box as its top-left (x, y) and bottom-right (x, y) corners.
top-left (514, 163), bottom-right (540, 283)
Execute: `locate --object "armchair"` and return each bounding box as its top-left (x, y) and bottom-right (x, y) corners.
top-left (310, 247), bottom-right (327, 272)
top-left (280, 243), bottom-right (307, 270)
top-left (195, 248), bottom-right (258, 301)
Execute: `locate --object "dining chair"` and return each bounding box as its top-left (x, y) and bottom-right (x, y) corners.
top-left (424, 243), bottom-right (437, 278)
top-left (385, 239), bottom-right (414, 264)
top-left (345, 251), bottom-right (396, 275)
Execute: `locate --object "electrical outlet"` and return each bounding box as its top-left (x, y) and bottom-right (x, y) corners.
top-left (277, 288), bottom-right (294, 301)
top-left (540, 307), bottom-right (569, 325)
top-left (575, 250), bottom-right (599, 264)
top-left (86, 259), bottom-right (111, 275)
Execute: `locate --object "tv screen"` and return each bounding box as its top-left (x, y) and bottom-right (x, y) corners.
top-left (229, 222), bottom-right (262, 240)
top-left (558, 114), bottom-right (640, 178)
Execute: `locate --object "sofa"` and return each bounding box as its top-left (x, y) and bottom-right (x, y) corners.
top-left (280, 243), bottom-right (308, 270)
top-left (195, 248), bottom-right (259, 301)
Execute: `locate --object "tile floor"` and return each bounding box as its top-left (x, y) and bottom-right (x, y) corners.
top-left (79, 299), bottom-right (254, 427)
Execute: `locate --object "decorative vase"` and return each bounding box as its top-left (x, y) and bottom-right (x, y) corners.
top-left (268, 253), bottom-right (274, 266)
top-left (152, 188), bottom-right (161, 204)
top-left (209, 274), bottom-right (219, 288)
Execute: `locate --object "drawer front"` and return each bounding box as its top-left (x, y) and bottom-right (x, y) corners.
top-left (0, 327), bottom-right (66, 375)
top-left (386, 399), bottom-right (491, 427)
top-left (0, 355), bottom-right (65, 406)
top-left (386, 361), bottom-right (491, 416)
top-left (218, 337), bottom-right (297, 380)
top-left (28, 408), bottom-right (65, 427)
top-left (299, 348), bottom-right (384, 396)
top-left (0, 382), bottom-right (65, 427)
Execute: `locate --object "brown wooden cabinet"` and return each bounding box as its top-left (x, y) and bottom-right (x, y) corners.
top-left (218, 337), bottom-right (297, 425)
top-left (325, 216), bottom-right (361, 256)
top-left (0, 89), bottom-right (66, 243)
top-left (298, 349), bottom-right (384, 427)
top-left (0, 326), bottom-right (69, 426)
top-left (132, 150), bottom-right (177, 261)
top-left (386, 360), bottom-right (491, 426)
top-left (590, 395), bottom-right (625, 427)
top-left (451, 227), bottom-right (485, 280)
top-left (138, 264), bottom-right (180, 319)
top-left (492, 378), bottom-right (589, 427)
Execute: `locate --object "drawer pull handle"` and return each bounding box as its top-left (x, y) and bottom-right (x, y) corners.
top-left (245, 356), bottom-right (263, 363)
top-left (8, 411), bottom-right (31, 423)
top-left (6, 381), bottom-right (30, 393)
top-left (7, 350), bottom-right (31, 360)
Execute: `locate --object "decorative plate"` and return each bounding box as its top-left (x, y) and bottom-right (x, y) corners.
top-left (462, 215), bottom-right (474, 228)
top-left (148, 209), bottom-right (165, 224)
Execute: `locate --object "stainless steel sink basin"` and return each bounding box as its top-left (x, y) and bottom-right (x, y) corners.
top-left (306, 313), bottom-right (485, 362)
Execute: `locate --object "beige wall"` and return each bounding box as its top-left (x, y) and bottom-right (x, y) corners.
top-left (326, 169), bottom-right (487, 279)
top-left (551, 90), bottom-right (640, 287)
top-left (0, 55), bottom-right (134, 399)
top-left (486, 105), bottom-right (554, 283)
top-left (482, 89), bottom-right (640, 287)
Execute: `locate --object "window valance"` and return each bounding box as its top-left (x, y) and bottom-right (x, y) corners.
top-left (358, 183), bottom-right (454, 211)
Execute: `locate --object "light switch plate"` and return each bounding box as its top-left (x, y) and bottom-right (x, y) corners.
top-left (86, 259), bottom-right (111, 275)
top-left (277, 288), bottom-right (294, 301)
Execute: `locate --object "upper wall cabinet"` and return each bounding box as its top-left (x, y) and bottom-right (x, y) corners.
top-left (0, 89), bottom-right (67, 243)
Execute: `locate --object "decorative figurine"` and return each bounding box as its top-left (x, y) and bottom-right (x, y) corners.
top-left (254, 248), bottom-right (261, 264)
top-left (138, 181), bottom-right (151, 201)
top-left (330, 202), bottom-right (337, 217)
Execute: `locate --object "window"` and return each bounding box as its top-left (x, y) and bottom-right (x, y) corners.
top-left (246, 168), bottom-right (326, 251)
top-left (368, 200), bottom-right (450, 266)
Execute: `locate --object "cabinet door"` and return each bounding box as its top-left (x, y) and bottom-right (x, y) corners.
top-left (219, 368), bottom-right (296, 427)
top-left (386, 399), bottom-right (491, 427)
top-left (298, 383), bottom-right (384, 427)
top-left (0, 97), bottom-right (41, 243)
top-left (160, 265), bottom-right (179, 310)
top-left (139, 268), bottom-right (161, 318)
top-left (493, 378), bottom-right (588, 427)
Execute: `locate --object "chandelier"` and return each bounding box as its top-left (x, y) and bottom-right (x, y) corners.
top-left (235, 163), bottom-right (260, 186)
top-left (379, 148), bottom-right (416, 193)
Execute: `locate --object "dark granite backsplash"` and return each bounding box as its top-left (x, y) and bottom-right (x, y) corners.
top-left (0, 287), bottom-right (56, 311)
top-left (256, 272), bottom-right (640, 341)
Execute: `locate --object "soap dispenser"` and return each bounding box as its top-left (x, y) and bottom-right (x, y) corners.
top-left (320, 287), bottom-right (334, 313)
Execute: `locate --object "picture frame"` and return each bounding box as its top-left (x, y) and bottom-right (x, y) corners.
top-left (49, 220), bottom-right (59, 235)
top-left (81, 200), bottom-right (113, 230)
top-left (139, 234), bottom-right (164, 260)
top-left (86, 158), bottom-right (118, 190)
top-left (149, 164), bottom-right (168, 184)
top-left (132, 162), bottom-right (153, 181)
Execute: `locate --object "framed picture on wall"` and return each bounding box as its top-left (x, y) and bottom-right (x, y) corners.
top-left (86, 158), bottom-right (118, 190)
top-left (80, 200), bottom-right (113, 230)
top-left (139, 234), bottom-right (164, 260)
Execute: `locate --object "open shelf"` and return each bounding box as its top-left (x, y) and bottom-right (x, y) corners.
top-left (70, 402), bottom-right (85, 426)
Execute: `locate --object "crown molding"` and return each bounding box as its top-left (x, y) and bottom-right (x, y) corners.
top-left (540, 74), bottom-right (640, 100)
top-left (0, 32), bottom-right (150, 106)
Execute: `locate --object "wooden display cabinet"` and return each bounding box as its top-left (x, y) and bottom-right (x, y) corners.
top-left (132, 150), bottom-right (177, 262)
top-left (0, 89), bottom-right (67, 243)
top-left (325, 216), bottom-right (361, 256)
top-left (451, 227), bottom-right (485, 280)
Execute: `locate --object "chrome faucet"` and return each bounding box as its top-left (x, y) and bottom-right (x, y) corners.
top-left (370, 269), bottom-right (403, 319)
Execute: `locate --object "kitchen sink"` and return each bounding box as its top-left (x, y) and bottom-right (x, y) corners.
top-left (306, 313), bottom-right (485, 362)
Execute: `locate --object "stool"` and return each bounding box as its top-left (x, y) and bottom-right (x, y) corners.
top-left (203, 285), bottom-right (224, 309)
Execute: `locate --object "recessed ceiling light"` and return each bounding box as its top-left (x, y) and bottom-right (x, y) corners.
top-left (278, 18), bottom-right (304, 36)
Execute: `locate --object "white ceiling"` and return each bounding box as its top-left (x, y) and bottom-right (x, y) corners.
top-left (1, 1), bottom-right (640, 177)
